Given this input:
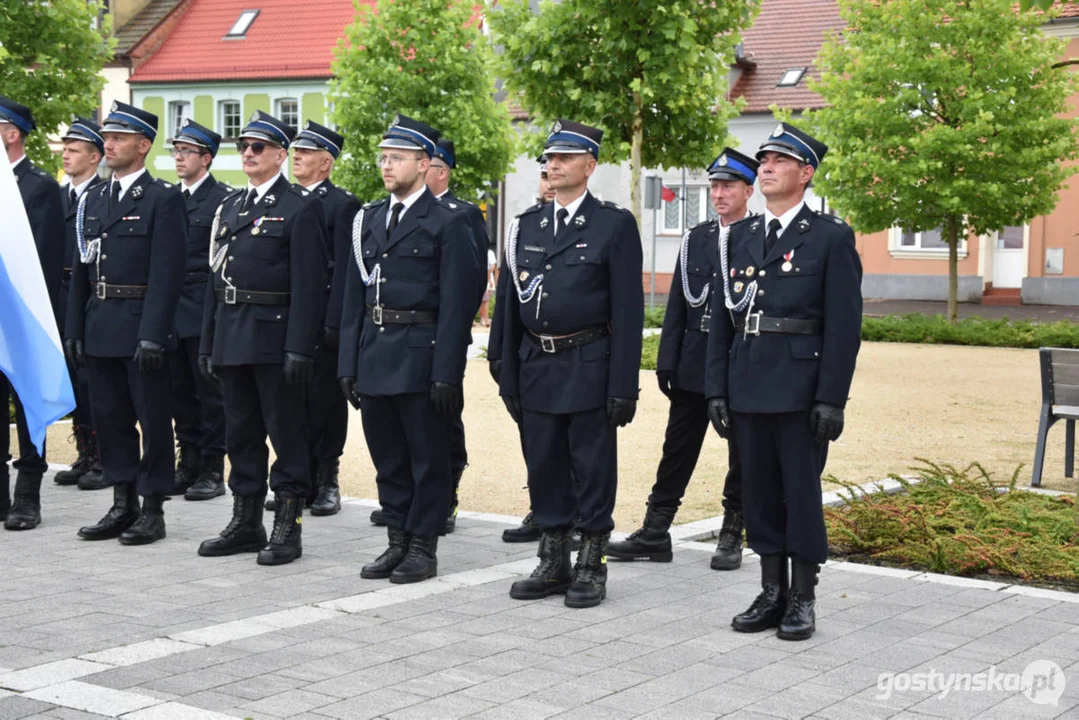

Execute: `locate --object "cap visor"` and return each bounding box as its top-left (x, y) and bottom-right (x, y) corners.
top-left (708, 170), bottom-right (752, 183)
top-left (543, 144), bottom-right (591, 154)
top-left (756, 142), bottom-right (805, 163)
top-left (379, 138), bottom-right (425, 151)
top-left (238, 130), bottom-right (282, 145)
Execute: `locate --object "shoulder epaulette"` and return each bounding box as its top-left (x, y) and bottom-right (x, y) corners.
top-left (689, 219), bottom-right (717, 232)
top-left (289, 184), bottom-right (314, 198)
top-left (155, 179), bottom-right (173, 189)
top-left (31, 167), bottom-right (51, 179)
top-left (820, 212), bottom-right (849, 227)
top-left (217, 182), bottom-right (233, 192)
top-left (729, 214), bottom-right (755, 228)
top-left (518, 202), bottom-right (546, 217)
top-left (365, 197), bottom-right (387, 211)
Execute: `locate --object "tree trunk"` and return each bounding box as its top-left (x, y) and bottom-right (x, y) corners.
top-left (630, 95), bottom-right (644, 229)
top-left (946, 215), bottom-right (960, 325)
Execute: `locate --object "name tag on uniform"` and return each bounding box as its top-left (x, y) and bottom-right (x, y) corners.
top-left (523, 245), bottom-right (545, 253)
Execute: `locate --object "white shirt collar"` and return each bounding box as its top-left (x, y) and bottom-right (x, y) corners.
top-left (386, 185), bottom-right (427, 227)
top-left (247, 172), bottom-right (282, 203)
top-left (182, 172), bottom-right (210, 196)
top-left (435, 188), bottom-right (450, 199)
top-left (763, 200), bottom-right (806, 239)
top-left (65, 175), bottom-right (98, 199)
top-left (553, 189), bottom-right (589, 228)
top-left (111, 167), bottom-right (148, 200)
top-left (718, 209), bottom-right (751, 233)
top-left (10, 155), bottom-right (27, 171)
top-left (304, 179), bottom-right (325, 193)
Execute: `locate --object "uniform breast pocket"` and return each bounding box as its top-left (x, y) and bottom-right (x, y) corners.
top-left (397, 241), bottom-right (437, 281)
top-left (516, 250), bottom-right (543, 270)
top-left (251, 223), bottom-right (287, 260)
top-left (789, 336), bottom-right (822, 361)
top-left (779, 260), bottom-right (822, 278)
top-left (565, 248), bottom-right (603, 267)
top-left (113, 222), bottom-right (151, 267)
top-left (189, 214), bottom-right (210, 229)
top-left (362, 238), bottom-right (378, 261)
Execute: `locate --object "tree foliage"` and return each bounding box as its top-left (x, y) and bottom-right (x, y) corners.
top-left (489, 0), bottom-right (758, 224)
top-left (0, 0), bottom-right (113, 174)
top-left (330, 0), bottom-right (517, 203)
top-left (806, 0), bottom-right (1079, 322)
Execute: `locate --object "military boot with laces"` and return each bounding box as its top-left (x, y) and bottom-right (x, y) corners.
top-left (309, 459), bottom-right (342, 516)
top-left (362, 527), bottom-right (411, 579)
top-left (732, 555), bottom-right (789, 632)
top-left (710, 509), bottom-right (745, 570)
top-left (198, 494), bottom-right (267, 556)
top-left (119, 495), bottom-right (167, 545)
top-left (167, 445), bottom-right (200, 496)
top-left (257, 493), bottom-right (303, 565)
top-left (76, 431), bottom-right (108, 490)
top-left (565, 532), bottom-right (610, 608)
top-left (510, 531), bottom-right (573, 599)
top-left (4, 472), bottom-right (42, 530)
top-left (390, 535), bottom-right (438, 584)
top-left (778, 562), bottom-right (818, 640)
top-left (54, 424), bottom-right (92, 486)
top-left (607, 504), bottom-right (675, 562)
top-left (78, 483), bottom-right (140, 540)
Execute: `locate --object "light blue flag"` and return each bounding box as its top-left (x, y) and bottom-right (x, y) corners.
top-left (0, 160), bottom-right (75, 454)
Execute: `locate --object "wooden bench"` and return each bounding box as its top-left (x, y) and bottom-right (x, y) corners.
top-left (1032, 348), bottom-right (1079, 487)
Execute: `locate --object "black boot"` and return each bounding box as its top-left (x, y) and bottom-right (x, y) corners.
top-left (309, 459), bottom-right (342, 516)
top-left (445, 466), bottom-right (464, 534)
top-left (361, 527), bottom-right (410, 579)
top-left (607, 504), bottom-right (675, 562)
top-left (257, 493), bottom-right (303, 565)
top-left (77, 431), bottom-right (108, 490)
top-left (0, 466), bottom-right (10, 522)
top-left (565, 532), bottom-right (609, 608)
top-left (167, 445), bottom-right (200, 496)
top-left (119, 495), bottom-right (167, 545)
top-left (710, 509), bottom-right (745, 571)
top-left (778, 562), bottom-right (818, 641)
top-left (78, 483), bottom-right (140, 540)
top-left (732, 555), bottom-right (789, 632)
top-left (185, 456), bottom-right (226, 501)
top-left (198, 494), bottom-right (267, 556)
top-left (509, 531), bottom-right (573, 599)
top-left (369, 507), bottom-right (386, 525)
top-left (55, 425), bottom-right (92, 486)
top-left (390, 535), bottom-right (438, 584)
top-left (4, 472), bottom-right (42, 530)
top-left (502, 510), bottom-right (541, 543)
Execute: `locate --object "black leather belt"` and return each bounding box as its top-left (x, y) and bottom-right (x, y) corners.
top-left (91, 282), bottom-right (147, 299)
top-left (688, 314), bottom-right (711, 334)
top-left (215, 288), bottom-right (289, 305)
top-left (734, 312), bottom-right (820, 336)
top-left (185, 271), bottom-right (209, 283)
top-left (366, 306), bottom-right (437, 325)
top-left (528, 325), bottom-right (609, 354)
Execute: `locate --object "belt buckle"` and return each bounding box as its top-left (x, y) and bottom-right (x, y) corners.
top-left (223, 286), bottom-right (237, 305)
top-left (539, 335), bottom-right (557, 353)
top-left (372, 305), bottom-right (383, 326)
top-left (700, 314), bottom-right (711, 333)
top-left (744, 311), bottom-right (762, 338)
top-left (95, 281), bottom-right (106, 300)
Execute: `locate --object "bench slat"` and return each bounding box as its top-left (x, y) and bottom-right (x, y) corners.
top-left (1052, 364), bottom-right (1079, 387)
top-left (1051, 405), bottom-right (1079, 420)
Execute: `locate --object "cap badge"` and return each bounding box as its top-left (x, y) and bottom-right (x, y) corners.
top-left (181, 118), bottom-right (190, 128)
top-left (250, 111), bottom-right (261, 122)
top-left (717, 154), bottom-right (728, 167)
top-left (110, 100), bottom-right (119, 112)
top-left (552, 120), bottom-right (562, 134)
top-left (393, 113), bottom-right (402, 126)
top-left (772, 123), bottom-right (784, 138)
top-left (304, 120), bottom-right (312, 130)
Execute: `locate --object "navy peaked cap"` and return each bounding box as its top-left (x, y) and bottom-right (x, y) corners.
top-left (239, 110), bottom-right (295, 148)
top-left (0, 97), bottom-right (35, 133)
top-left (62, 116), bottom-right (105, 154)
top-left (380, 114), bottom-right (439, 157)
top-left (172, 118), bottom-right (221, 156)
top-left (102, 101), bottom-right (158, 141)
top-left (708, 147), bottom-right (759, 185)
top-left (293, 120), bottom-right (344, 158)
top-left (757, 122), bottom-right (827, 169)
top-left (544, 119), bottom-right (602, 159)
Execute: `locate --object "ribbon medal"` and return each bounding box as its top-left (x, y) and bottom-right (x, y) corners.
top-left (782, 249), bottom-right (795, 273)
top-left (252, 217), bottom-right (264, 235)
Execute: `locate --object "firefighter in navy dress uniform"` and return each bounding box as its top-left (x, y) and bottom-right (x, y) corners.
top-left (167, 119), bottom-right (232, 501)
top-left (497, 120), bottom-right (644, 609)
top-left (196, 111), bottom-right (327, 566)
top-left (289, 120), bottom-right (361, 517)
top-left (705, 122), bottom-right (862, 640)
top-left (65, 102), bottom-right (187, 545)
top-left (609, 147), bottom-right (757, 570)
top-left (0, 96), bottom-right (65, 530)
top-left (54, 118), bottom-right (106, 492)
top-left (338, 114), bottom-right (476, 584)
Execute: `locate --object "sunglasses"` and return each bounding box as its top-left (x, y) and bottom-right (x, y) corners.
top-left (236, 141), bottom-right (274, 154)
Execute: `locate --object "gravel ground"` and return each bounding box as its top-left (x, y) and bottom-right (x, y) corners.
top-left (25, 342), bottom-right (1075, 532)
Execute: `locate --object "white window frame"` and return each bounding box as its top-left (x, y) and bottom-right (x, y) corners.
top-left (888, 226), bottom-right (968, 259)
top-left (219, 100), bottom-right (242, 140)
top-left (168, 100), bottom-right (190, 141)
top-left (276, 98), bottom-right (299, 130)
top-left (660, 185), bottom-right (714, 236)
top-left (226, 10), bottom-right (259, 38)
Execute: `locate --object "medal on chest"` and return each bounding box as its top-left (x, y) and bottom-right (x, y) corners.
top-left (782, 249), bottom-right (795, 273)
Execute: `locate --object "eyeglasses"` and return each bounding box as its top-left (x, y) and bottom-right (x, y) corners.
top-left (236, 141), bottom-right (269, 155)
top-left (169, 147), bottom-right (204, 158)
top-left (378, 153), bottom-right (421, 167)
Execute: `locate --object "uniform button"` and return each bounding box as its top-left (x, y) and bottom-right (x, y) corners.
top-left (542, 292), bottom-right (548, 298)
top-left (227, 276), bottom-right (233, 282)
top-left (101, 232), bottom-right (108, 239)
top-left (276, 314), bottom-right (282, 320)
top-left (430, 340), bottom-right (436, 345)
top-left (231, 236), bottom-right (236, 242)
top-left (382, 253), bottom-right (388, 258)
top-left (542, 321), bottom-right (549, 329)
top-left (759, 270), bottom-right (767, 277)
top-left (814, 351), bottom-right (819, 357)
top-left (100, 276), bottom-right (106, 281)
top-left (545, 264), bottom-right (552, 270)
top-left (101, 254), bottom-right (107, 260)
top-left (229, 256), bottom-right (235, 262)
top-left (379, 327), bottom-right (385, 333)
top-left (413, 249), bottom-right (419, 254)
top-left (579, 255), bottom-right (586, 260)
top-left (758, 290), bottom-right (765, 296)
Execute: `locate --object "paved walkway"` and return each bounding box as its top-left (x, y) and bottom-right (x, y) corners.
top-left (1, 475), bottom-right (1077, 720)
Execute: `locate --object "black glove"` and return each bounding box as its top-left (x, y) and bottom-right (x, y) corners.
top-left (502, 395), bottom-right (522, 424)
top-left (606, 397), bottom-right (637, 427)
top-left (64, 338), bottom-right (84, 371)
top-left (323, 326), bottom-right (339, 350)
top-left (810, 402), bottom-right (845, 444)
top-left (430, 382), bottom-right (464, 416)
top-left (197, 354), bottom-right (218, 383)
top-left (339, 377), bottom-right (361, 410)
top-left (283, 352), bottom-right (314, 385)
top-left (488, 359), bottom-right (502, 384)
top-left (657, 370), bottom-right (674, 398)
top-left (707, 398), bottom-right (731, 438)
top-left (133, 340), bottom-right (165, 372)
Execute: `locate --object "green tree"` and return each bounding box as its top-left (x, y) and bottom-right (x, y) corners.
top-left (0, 0), bottom-right (113, 174)
top-left (331, 0), bottom-right (516, 203)
top-left (489, 0), bottom-right (759, 225)
top-left (807, 0), bottom-right (1078, 323)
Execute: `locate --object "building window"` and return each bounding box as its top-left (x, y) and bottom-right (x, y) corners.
top-left (219, 100), bottom-right (241, 140)
top-left (275, 99), bottom-right (299, 130)
top-left (662, 186), bottom-right (711, 234)
top-left (997, 225), bottom-right (1024, 250)
top-left (778, 67), bottom-right (807, 87)
top-left (899, 227), bottom-right (948, 250)
top-left (168, 101), bottom-right (190, 140)
top-left (226, 10), bottom-right (259, 38)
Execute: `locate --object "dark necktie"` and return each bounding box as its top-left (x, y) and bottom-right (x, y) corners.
top-left (183, 188), bottom-right (191, 200)
top-left (765, 218), bottom-right (782, 257)
top-left (242, 188), bottom-right (258, 212)
top-left (69, 187), bottom-right (78, 209)
top-left (109, 181), bottom-right (121, 211)
top-left (556, 208), bottom-right (569, 233)
top-left (388, 202), bottom-right (405, 236)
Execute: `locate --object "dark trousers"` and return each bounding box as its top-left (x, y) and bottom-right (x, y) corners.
top-left (306, 343), bottom-right (348, 467)
top-left (449, 408), bottom-right (467, 473)
top-left (647, 389), bottom-right (742, 514)
top-left (0, 374), bottom-right (48, 474)
top-left (67, 358), bottom-right (93, 427)
top-left (522, 406), bottom-right (616, 534)
top-left (731, 410), bottom-right (829, 564)
top-left (84, 355), bottom-right (174, 495)
top-left (360, 392), bottom-right (452, 538)
top-left (218, 364), bottom-right (308, 498)
top-left (170, 336), bottom-right (226, 458)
